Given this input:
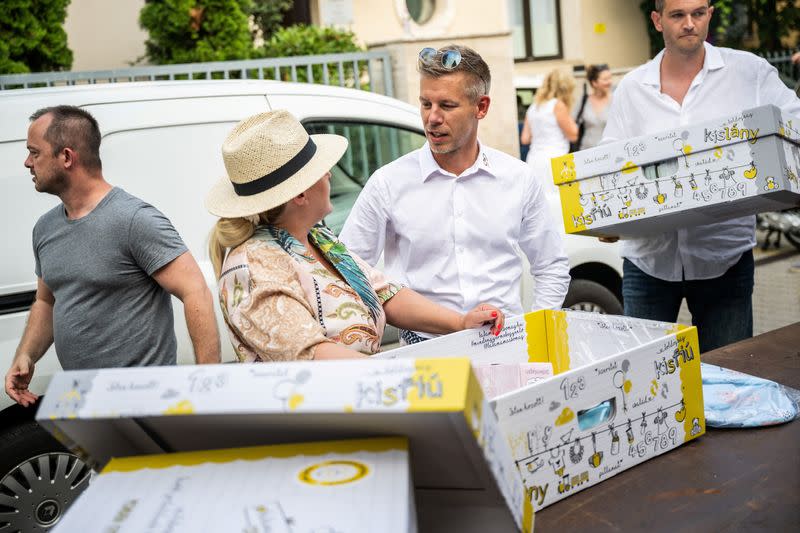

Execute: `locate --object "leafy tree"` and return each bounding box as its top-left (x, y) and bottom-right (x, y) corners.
top-left (260, 24), bottom-right (363, 58)
top-left (259, 24), bottom-right (365, 85)
top-left (249, 0), bottom-right (293, 41)
top-left (743, 0), bottom-right (800, 51)
top-left (0, 0), bottom-right (73, 74)
top-left (139, 0), bottom-right (254, 64)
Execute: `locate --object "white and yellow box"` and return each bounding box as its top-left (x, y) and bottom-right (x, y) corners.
top-left (376, 310), bottom-right (705, 511)
top-left (53, 438), bottom-right (413, 533)
top-left (37, 358), bottom-right (533, 532)
top-left (551, 105), bottom-right (800, 237)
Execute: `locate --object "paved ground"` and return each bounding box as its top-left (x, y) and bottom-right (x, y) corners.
top-left (677, 229), bottom-right (800, 336)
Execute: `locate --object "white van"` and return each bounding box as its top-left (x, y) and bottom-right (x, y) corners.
top-left (0, 80), bottom-right (621, 531)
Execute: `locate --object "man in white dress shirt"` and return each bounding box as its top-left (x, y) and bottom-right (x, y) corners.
top-left (602, 0), bottom-right (800, 351)
top-left (340, 45), bottom-right (570, 342)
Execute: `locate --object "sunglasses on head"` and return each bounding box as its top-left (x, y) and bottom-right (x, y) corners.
top-left (418, 47), bottom-right (462, 69)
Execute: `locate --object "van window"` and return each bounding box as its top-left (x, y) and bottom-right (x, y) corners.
top-left (304, 122), bottom-right (425, 233)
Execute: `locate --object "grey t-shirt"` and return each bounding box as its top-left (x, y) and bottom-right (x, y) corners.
top-left (33, 187), bottom-right (188, 370)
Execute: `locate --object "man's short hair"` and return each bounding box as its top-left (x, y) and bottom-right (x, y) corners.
top-left (30, 105), bottom-right (102, 171)
top-left (417, 45), bottom-right (491, 102)
top-left (654, 0), bottom-right (711, 12)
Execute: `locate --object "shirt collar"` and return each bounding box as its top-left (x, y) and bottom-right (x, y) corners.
top-left (419, 140), bottom-right (497, 182)
top-left (643, 41), bottom-right (725, 89)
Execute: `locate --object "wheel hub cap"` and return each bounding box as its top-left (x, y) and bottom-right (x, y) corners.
top-left (0, 452), bottom-right (91, 532)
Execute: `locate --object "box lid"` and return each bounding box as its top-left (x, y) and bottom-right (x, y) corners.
top-left (37, 357), bottom-right (532, 532)
top-left (552, 104), bottom-right (798, 185)
top-left (53, 437), bottom-right (414, 533)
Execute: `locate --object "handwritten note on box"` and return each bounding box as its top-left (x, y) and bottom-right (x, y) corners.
top-left (475, 363), bottom-right (554, 399)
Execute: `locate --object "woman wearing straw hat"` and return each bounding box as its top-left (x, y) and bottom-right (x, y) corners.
top-left (206, 110), bottom-right (504, 361)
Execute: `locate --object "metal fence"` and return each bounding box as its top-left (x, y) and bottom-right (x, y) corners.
top-left (0, 50), bottom-right (395, 97)
top-left (759, 49), bottom-right (799, 91)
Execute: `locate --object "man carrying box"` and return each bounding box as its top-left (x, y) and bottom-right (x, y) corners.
top-left (601, 0), bottom-right (800, 352)
top-left (340, 45), bottom-right (570, 343)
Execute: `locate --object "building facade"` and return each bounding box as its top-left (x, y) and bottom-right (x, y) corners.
top-left (63, 0), bottom-right (652, 155)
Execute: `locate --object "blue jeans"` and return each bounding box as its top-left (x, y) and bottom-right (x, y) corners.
top-left (622, 251), bottom-right (754, 353)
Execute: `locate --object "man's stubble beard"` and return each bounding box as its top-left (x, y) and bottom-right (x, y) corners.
top-left (36, 168), bottom-right (68, 195)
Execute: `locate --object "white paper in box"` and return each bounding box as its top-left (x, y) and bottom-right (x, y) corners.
top-left (53, 437), bottom-right (413, 533)
top-left (551, 105), bottom-right (800, 237)
top-left (37, 357), bottom-right (533, 532)
top-left (376, 309), bottom-right (705, 510)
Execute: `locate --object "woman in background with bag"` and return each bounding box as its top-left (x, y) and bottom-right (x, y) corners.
top-left (520, 69), bottom-right (578, 196)
top-left (575, 64), bottom-right (613, 151)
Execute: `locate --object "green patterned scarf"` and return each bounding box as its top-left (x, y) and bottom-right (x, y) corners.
top-left (255, 223), bottom-right (382, 323)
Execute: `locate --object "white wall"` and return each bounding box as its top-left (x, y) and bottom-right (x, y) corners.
top-left (65, 0), bottom-right (147, 70)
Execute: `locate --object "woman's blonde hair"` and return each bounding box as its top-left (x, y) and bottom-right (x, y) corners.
top-left (209, 204), bottom-right (287, 278)
top-left (534, 69), bottom-right (576, 110)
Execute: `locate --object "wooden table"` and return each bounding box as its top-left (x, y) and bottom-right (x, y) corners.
top-left (534, 322), bottom-right (800, 532)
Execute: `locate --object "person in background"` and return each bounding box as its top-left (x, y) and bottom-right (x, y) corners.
top-left (6, 106), bottom-right (221, 407)
top-left (517, 94), bottom-right (530, 161)
top-left (339, 45), bottom-right (570, 345)
top-left (576, 64), bottom-right (614, 151)
top-left (601, 0), bottom-right (800, 352)
top-left (520, 69), bottom-right (578, 195)
top-left (206, 110), bottom-right (504, 361)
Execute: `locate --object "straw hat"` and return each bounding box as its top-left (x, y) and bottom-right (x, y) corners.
top-left (205, 110), bottom-right (348, 218)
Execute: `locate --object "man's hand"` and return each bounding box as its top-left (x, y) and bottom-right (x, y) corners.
top-left (5, 354), bottom-right (38, 407)
top-left (462, 303), bottom-right (505, 336)
top-left (6, 277), bottom-right (54, 406)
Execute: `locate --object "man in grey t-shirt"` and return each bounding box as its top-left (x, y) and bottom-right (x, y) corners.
top-left (5, 105), bottom-right (220, 407)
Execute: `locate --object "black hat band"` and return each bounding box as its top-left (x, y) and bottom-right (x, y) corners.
top-left (232, 137), bottom-right (317, 197)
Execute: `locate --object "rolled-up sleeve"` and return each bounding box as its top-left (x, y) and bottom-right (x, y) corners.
top-left (223, 244), bottom-right (329, 361)
top-left (518, 175), bottom-right (571, 310)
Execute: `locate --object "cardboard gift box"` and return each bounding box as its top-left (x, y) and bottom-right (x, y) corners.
top-left (375, 310), bottom-right (705, 511)
top-left (550, 105), bottom-right (800, 237)
top-left (37, 358), bottom-right (533, 533)
top-left (52, 437), bottom-right (414, 533)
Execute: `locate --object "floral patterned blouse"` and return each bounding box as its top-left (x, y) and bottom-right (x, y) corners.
top-left (218, 224), bottom-right (401, 361)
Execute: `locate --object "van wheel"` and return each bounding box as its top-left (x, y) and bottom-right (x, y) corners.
top-left (564, 279), bottom-right (623, 315)
top-left (0, 420), bottom-right (92, 532)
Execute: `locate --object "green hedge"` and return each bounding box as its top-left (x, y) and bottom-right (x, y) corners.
top-left (0, 0), bottom-right (72, 75)
top-left (139, 0), bottom-right (254, 64)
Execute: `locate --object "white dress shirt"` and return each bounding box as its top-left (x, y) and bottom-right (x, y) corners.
top-left (339, 141), bottom-right (570, 327)
top-left (603, 42), bottom-right (800, 281)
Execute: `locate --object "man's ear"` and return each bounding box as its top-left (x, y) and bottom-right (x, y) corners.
top-left (651, 10), bottom-right (663, 32)
top-left (62, 147), bottom-right (76, 169)
top-left (476, 95), bottom-right (490, 119)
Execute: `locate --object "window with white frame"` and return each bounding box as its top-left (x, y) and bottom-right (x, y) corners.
top-left (508, 0), bottom-right (562, 61)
